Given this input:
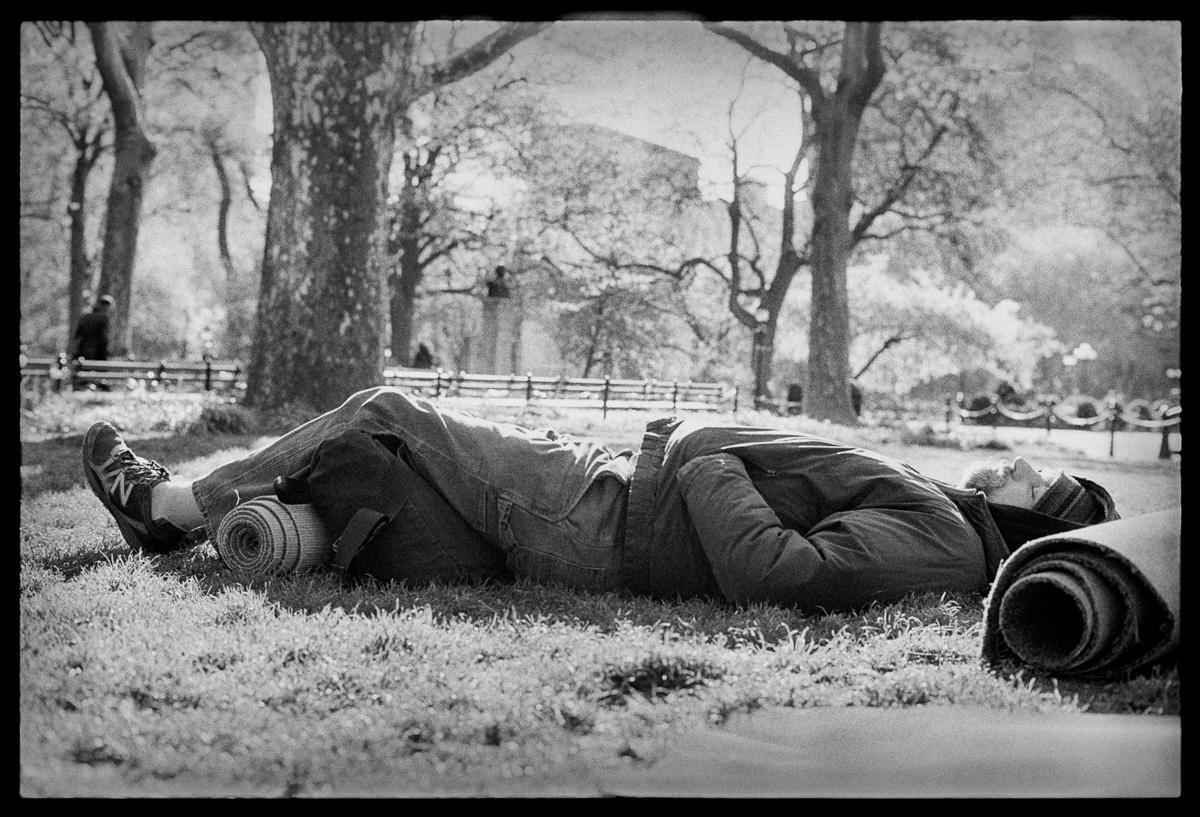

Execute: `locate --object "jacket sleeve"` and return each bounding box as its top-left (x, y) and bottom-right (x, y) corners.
top-left (676, 452), bottom-right (989, 610)
top-left (676, 452), bottom-right (823, 605)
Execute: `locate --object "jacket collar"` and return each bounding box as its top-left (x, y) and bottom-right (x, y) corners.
top-left (934, 474), bottom-right (1119, 580)
top-left (935, 482), bottom-right (1012, 580)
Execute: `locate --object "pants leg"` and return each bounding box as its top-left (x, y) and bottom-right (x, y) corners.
top-left (192, 387), bottom-right (633, 591)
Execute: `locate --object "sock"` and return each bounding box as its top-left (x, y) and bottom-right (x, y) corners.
top-left (150, 482), bottom-right (205, 532)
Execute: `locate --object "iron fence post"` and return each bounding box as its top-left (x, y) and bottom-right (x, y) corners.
top-left (53, 352), bottom-right (69, 393)
top-left (526, 372), bottom-right (533, 404)
top-left (1107, 400), bottom-right (1119, 458)
top-left (602, 376), bottom-right (610, 418)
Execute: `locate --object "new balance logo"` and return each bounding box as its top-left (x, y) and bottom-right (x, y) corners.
top-left (97, 454), bottom-right (135, 507)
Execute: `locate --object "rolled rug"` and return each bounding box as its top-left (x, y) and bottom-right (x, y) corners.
top-left (982, 508), bottom-right (1180, 679)
top-left (215, 497), bottom-right (334, 576)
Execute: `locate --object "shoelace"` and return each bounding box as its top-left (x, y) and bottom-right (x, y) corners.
top-left (101, 449), bottom-right (170, 506)
top-left (109, 448), bottom-right (169, 480)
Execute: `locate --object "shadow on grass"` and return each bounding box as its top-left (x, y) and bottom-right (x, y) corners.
top-left (37, 547), bottom-right (125, 581)
top-left (20, 432), bottom-right (261, 498)
top-left (139, 547), bottom-right (1181, 714)
top-left (133, 535), bottom-right (984, 654)
top-left (29, 526), bottom-right (1178, 717)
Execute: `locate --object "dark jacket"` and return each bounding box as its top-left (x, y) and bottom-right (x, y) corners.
top-left (622, 417), bottom-right (1116, 613)
top-left (71, 311), bottom-right (110, 360)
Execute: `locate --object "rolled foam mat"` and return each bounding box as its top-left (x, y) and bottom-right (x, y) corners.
top-left (982, 508), bottom-right (1179, 678)
top-left (215, 497), bottom-right (333, 576)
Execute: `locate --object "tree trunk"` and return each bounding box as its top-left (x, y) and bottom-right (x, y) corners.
top-left (247, 21), bottom-right (547, 410)
top-left (751, 320), bottom-right (778, 408)
top-left (803, 24), bottom-right (884, 424)
top-left (805, 114), bottom-right (858, 423)
top-left (581, 301), bottom-right (606, 378)
top-left (67, 132), bottom-right (102, 340)
top-left (207, 138), bottom-right (250, 357)
top-left (247, 23), bottom-right (400, 411)
top-left (389, 267), bottom-right (420, 366)
top-left (706, 21), bottom-right (884, 423)
top-left (88, 21), bottom-right (154, 357)
top-left (388, 185), bottom-right (423, 365)
top-left (208, 139), bottom-right (236, 281)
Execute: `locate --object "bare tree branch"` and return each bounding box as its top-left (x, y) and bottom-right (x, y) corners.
top-left (238, 161), bottom-right (262, 211)
top-left (853, 333), bottom-right (910, 379)
top-left (705, 22), bottom-right (826, 102)
top-left (844, 22), bottom-right (886, 108)
top-left (19, 93), bottom-right (77, 135)
top-left (852, 104), bottom-right (954, 244)
top-left (416, 22), bottom-right (551, 97)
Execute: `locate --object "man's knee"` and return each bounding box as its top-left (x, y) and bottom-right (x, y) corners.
top-left (308, 386), bottom-right (409, 431)
top-left (346, 385), bottom-right (402, 404)
top-left (348, 386), bottom-right (430, 430)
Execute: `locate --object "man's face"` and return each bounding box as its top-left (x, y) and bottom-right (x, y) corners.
top-left (986, 457), bottom-right (1053, 509)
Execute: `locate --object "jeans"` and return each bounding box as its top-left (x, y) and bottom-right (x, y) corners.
top-left (193, 387), bottom-right (635, 591)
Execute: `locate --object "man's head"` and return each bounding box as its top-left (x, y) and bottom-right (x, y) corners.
top-left (959, 456), bottom-right (1114, 525)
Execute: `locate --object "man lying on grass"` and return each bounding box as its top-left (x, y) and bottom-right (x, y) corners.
top-left (82, 386), bottom-right (1118, 613)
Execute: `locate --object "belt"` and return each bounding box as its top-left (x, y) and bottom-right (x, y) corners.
top-left (619, 416), bottom-right (682, 593)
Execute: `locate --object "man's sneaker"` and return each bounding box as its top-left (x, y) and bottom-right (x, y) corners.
top-left (82, 421), bottom-right (187, 553)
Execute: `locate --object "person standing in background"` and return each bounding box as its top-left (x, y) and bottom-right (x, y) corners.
top-left (70, 295), bottom-right (115, 362)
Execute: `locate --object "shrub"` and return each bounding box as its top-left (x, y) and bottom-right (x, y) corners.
top-left (188, 403), bottom-right (257, 435)
top-left (256, 400), bottom-right (321, 434)
top-left (899, 423), bottom-right (962, 449)
top-left (1074, 400), bottom-right (1098, 419)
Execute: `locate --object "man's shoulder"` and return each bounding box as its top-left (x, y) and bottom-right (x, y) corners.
top-left (933, 481), bottom-right (1012, 577)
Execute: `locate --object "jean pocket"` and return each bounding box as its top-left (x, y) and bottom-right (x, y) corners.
top-left (496, 498), bottom-right (619, 592)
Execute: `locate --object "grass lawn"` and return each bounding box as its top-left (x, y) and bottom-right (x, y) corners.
top-left (19, 390), bottom-right (1182, 797)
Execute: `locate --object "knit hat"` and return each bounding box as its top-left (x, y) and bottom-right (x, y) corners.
top-left (1032, 472), bottom-right (1105, 525)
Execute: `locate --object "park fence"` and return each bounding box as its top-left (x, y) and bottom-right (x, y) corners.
top-left (19, 354), bottom-right (737, 416)
top-left (19, 353), bottom-right (1181, 457)
top-left (953, 393), bottom-right (1181, 460)
top-left (20, 353), bottom-right (243, 394)
top-left (380, 368), bottom-right (735, 416)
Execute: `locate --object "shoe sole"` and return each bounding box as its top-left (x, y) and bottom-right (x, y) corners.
top-left (82, 423), bottom-right (153, 550)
